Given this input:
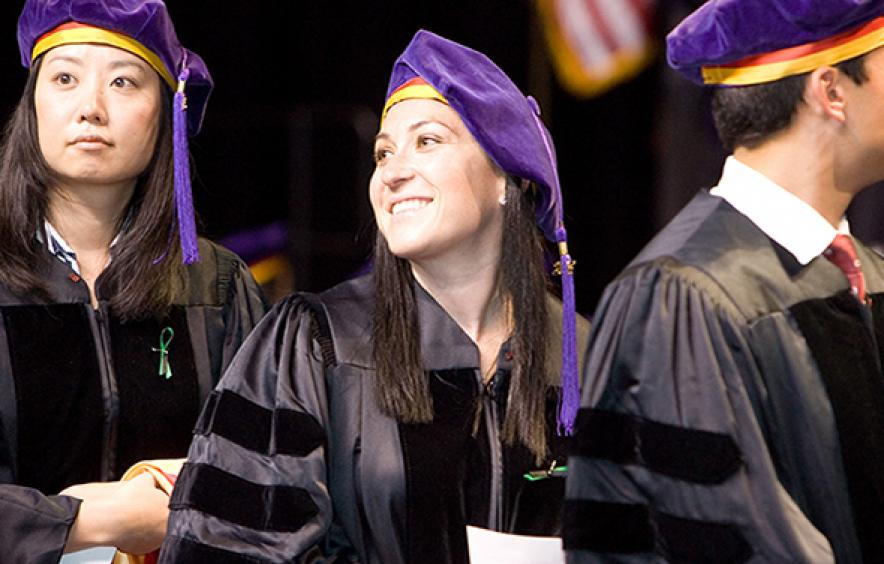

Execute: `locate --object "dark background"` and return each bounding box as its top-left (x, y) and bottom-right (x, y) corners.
top-left (2, 1), bottom-right (882, 314)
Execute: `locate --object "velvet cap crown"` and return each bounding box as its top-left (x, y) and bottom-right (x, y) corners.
top-left (384, 29), bottom-right (562, 242)
top-left (667, 0), bottom-right (884, 86)
top-left (18, 0), bottom-right (212, 136)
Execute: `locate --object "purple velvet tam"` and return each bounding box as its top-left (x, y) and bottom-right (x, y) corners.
top-left (667, 0), bottom-right (884, 85)
top-left (385, 30), bottom-right (580, 435)
top-left (386, 30), bottom-right (563, 243)
top-left (18, 0), bottom-right (212, 137)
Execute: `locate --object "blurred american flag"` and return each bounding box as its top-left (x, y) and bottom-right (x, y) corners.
top-left (537, 0), bottom-right (657, 97)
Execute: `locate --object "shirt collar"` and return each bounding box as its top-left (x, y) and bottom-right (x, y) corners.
top-left (39, 218), bottom-right (128, 276)
top-left (44, 221), bottom-right (76, 255)
top-left (43, 220), bottom-right (81, 275)
top-left (710, 156), bottom-right (849, 265)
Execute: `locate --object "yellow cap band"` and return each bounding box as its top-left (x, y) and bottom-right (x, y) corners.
top-left (381, 82), bottom-right (449, 124)
top-left (32, 25), bottom-right (175, 88)
top-left (702, 16), bottom-right (884, 86)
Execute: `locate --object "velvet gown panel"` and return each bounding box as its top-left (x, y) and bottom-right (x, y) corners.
top-left (0, 238), bottom-right (265, 563)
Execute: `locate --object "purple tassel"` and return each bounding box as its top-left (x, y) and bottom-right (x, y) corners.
top-left (556, 230), bottom-right (579, 435)
top-left (173, 67), bottom-right (199, 264)
top-left (528, 102), bottom-right (579, 435)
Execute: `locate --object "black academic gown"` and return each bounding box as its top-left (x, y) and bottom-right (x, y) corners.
top-left (160, 274), bottom-right (590, 564)
top-left (563, 191), bottom-right (884, 563)
top-left (0, 238), bottom-right (265, 563)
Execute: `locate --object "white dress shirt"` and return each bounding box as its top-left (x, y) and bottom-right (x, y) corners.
top-left (710, 156), bottom-right (849, 265)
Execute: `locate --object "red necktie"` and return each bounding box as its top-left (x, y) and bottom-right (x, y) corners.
top-left (824, 234), bottom-right (866, 303)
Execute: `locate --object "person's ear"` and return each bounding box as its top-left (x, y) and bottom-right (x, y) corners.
top-left (807, 66), bottom-right (847, 122)
top-left (497, 175), bottom-right (509, 207)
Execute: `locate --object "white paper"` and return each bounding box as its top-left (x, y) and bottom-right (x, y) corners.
top-left (60, 547), bottom-right (114, 564)
top-left (466, 525), bottom-right (564, 564)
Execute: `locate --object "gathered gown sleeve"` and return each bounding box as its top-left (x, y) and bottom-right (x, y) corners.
top-left (563, 262), bottom-right (835, 563)
top-left (160, 294), bottom-right (339, 563)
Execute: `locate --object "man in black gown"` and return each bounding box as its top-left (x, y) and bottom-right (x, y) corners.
top-left (564, 1), bottom-right (884, 562)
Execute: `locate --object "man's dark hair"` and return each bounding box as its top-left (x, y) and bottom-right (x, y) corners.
top-left (711, 55), bottom-right (869, 151)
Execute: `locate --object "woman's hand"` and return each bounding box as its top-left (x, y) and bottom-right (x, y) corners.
top-left (61, 473), bottom-right (170, 554)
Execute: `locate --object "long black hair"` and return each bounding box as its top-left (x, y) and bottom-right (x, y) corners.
top-left (372, 177), bottom-right (551, 460)
top-left (0, 57), bottom-right (187, 320)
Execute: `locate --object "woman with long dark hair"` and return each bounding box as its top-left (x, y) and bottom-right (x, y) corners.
top-left (160, 30), bottom-right (588, 563)
top-left (0, 0), bottom-right (265, 558)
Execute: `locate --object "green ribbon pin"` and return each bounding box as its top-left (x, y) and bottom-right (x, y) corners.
top-left (523, 460), bottom-right (568, 482)
top-left (152, 327), bottom-right (174, 379)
